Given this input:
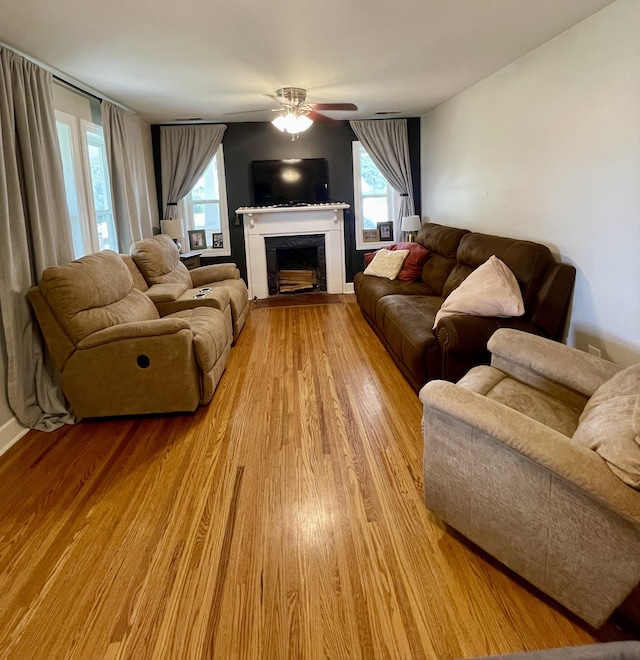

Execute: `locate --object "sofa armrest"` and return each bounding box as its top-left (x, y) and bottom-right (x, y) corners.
top-left (420, 379), bottom-right (640, 524)
top-left (436, 315), bottom-right (537, 354)
top-left (488, 328), bottom-right (621, 398)
top-left (190, 264), bottom-right (239, 287)
top-left (144, 283), bottom-right (189, 303)
top-left (76, 318), bottom-right (191, 349)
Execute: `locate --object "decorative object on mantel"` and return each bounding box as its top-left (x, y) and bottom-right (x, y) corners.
top-left (401, 215), bottom-right (422, 242)
top-left (160, 218), bottom-right (184, 253)
top-left (268, 87), bottom-right (357, 141)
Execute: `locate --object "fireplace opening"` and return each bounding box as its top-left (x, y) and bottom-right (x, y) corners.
top-left (265, 234), bottom-right (326, 295)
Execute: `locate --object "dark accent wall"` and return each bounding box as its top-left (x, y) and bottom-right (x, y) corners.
top-left (151, 118), bottom-right (420, 283)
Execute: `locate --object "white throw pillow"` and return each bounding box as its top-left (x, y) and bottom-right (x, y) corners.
top-left (573, 364), bottom-right (640, 489)
top-left (363, 249), bottom-right (410, 280)
top-left (433, 255), bottom-right (524, 329)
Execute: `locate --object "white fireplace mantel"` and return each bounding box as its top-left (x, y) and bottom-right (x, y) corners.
top-left (237, 204), bottom-right (350, 299)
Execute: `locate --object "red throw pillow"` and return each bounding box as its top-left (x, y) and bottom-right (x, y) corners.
top-left (390, 242), bottom-right (430, 281)
top-left (364, 251), bottom-right (377, 266)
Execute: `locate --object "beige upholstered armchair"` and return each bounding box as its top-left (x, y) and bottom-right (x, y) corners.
top-left (28, 250), bottom-right (231, 419)
top-left (420, 328), bottom-right (640, 628)
top-left (128, 234), bottom-right (250, 342)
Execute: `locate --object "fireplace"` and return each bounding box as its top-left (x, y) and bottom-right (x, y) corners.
top-left (236, 203), bottom-right (349, 300)
top-left (265, 234), bottom-right (326, 295)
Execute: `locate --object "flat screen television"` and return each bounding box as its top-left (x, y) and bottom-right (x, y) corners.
top-left (251, 158), bottom-right (329, 206)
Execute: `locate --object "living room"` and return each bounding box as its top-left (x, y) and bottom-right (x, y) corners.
top-left (0, 0), bottom-right (639, 657)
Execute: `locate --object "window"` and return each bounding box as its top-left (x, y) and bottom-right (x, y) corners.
top-left (353, 141), bottom-right (399, 250)
top-left (180, 144), bottom-right (230, 256)
top-left (56, 111), bottom-right (117, 256)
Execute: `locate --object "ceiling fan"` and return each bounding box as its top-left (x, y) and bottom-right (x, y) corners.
top-left (267, 87), bottom-right (358, 140)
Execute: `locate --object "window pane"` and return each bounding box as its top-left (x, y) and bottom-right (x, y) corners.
top-left (359, 146), bottom-right (388, 195)
top-left (192, 158), bottom-right (219, 201)
top-left (85, 130), bottom-right (118, 251)
top-left (56, 121), bottom-right (84, 258)
top-left (193, 202), bottom-right (221, 232)
top-left (363, 197), bottom-right (389, 228)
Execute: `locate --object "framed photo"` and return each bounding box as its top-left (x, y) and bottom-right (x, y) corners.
top-left (211, 232), bottom-right (224, 249)
top-left (362, 228), bottom-right (380, 243)
top-left (188, 230), bottom-right (206, 250)
top-left (378, 221), bottom-right (394, 241)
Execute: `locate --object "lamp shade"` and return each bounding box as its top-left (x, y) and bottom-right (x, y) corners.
top-left (160, 218), bottom-right (183, 240)
top-left (401, 215), bottom-right (422, 232)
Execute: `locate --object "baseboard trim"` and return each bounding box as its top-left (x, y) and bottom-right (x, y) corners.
top-left (344, 282), bottom-right (354, 294)
top-left (0, 416), bottom-right (29, 457)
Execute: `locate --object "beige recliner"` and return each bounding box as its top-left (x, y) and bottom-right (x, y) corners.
top-left (28, 250), bottom-right (231, 419)
top-left (128, 234), bottom-right (250, 342)
top-left (420, 328), bottom-right (640, 628)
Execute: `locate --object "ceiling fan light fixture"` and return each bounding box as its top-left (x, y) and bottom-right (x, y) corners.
top-left (271, 109), bottom-right (313, 139)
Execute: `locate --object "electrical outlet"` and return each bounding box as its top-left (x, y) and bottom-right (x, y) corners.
top-left (588, 345), bottom-right (602, 358)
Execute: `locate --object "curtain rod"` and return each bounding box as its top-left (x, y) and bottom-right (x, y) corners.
top-left (0, 40), bottom-right (133, 113)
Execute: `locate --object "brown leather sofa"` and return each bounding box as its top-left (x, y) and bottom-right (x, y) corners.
top-left (354, 223), bottom-right (576, 391)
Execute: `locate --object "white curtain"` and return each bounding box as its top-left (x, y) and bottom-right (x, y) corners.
top-left (102, 101), bottom-right (155, 252)
top-left (0, 47), bottom-right (76, 429)
top-left (350, 118), bottom-right (415, 239)
top-left (160, 124), bottom-right (227, 219)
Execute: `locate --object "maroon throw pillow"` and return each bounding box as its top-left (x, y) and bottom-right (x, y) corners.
top-left (364, 251), bottom-right (377, 267)
top-left (389, 242), bottom-right (430, 281)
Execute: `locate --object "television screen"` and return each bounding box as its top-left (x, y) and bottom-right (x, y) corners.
top-left (251, 158), bottom-right (329, 206)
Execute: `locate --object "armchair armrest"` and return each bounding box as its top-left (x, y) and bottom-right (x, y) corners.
top-left (420, 379), bottom-right (640, 524)
top-left (488, 328), bottom-right (621, 398)
top-left (190, 263), bottom-right (239, 287)
top-left (76, 318), bottom-right (190, 349)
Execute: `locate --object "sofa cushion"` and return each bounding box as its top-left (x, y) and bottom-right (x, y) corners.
top-left (444, 232), bottom-right (553, 305)
top-left (459, 365), bottom-right (581, 437)
top-left (353, 272), bottom-right (434, 324)
top-left (364, 248), bottom-right (410, 280)
top-left (573, 365), bottom-right (640, 489)
top-left (168, 307), bottom-right (230, 374)
top-left (434, 256), bottom-right (525, 329)
top-left (130, 234), bottom-right (192, 288)
top-left (415, 223), bottom-right (468, 295)
top-left (377, 294), bottom-right (443, 386)
top-left (39, 250), bottom-right (159, 342)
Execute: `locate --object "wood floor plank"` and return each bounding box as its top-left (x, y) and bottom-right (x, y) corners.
top-left (0, 295), bottom-right (603, 659)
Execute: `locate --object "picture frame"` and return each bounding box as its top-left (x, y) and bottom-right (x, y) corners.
top-left (188, 229), bottom-right (206, 250)
top-left (378, 221), bottom-right (394, 241)
top-left (211, 232), bottom-right (224, 249)
top-left (362, 228), bottom-right (380, 243)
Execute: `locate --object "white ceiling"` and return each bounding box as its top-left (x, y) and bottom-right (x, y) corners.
top-left (0, 0), bottom-right (615, 124)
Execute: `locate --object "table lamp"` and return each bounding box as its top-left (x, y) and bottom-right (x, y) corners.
top-left (401, 215), bottom-right (422, 242)
top-left (160, 218), bottom-right (184, 253)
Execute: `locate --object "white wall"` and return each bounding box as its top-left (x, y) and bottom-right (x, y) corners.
top-left (421, 0), bottom-right (640, 366)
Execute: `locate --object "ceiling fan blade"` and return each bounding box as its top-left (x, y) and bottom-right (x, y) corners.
top-left (311, 103), bottom-right (358, 111)
top-left (307, 110), bottom-right (338, 123)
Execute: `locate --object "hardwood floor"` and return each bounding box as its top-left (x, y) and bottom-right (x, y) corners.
top-left (0, 295), bottom-right (603, 658)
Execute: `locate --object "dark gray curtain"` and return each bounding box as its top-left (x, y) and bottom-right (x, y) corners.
top-left (0, 47), bottom-right (76, 429)
top-left (350, 118), bottom-right (415, 239)
top-left (102, 101), bottom-right (155, 252)
top-left (159, 124), bottom-right (227, 219)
